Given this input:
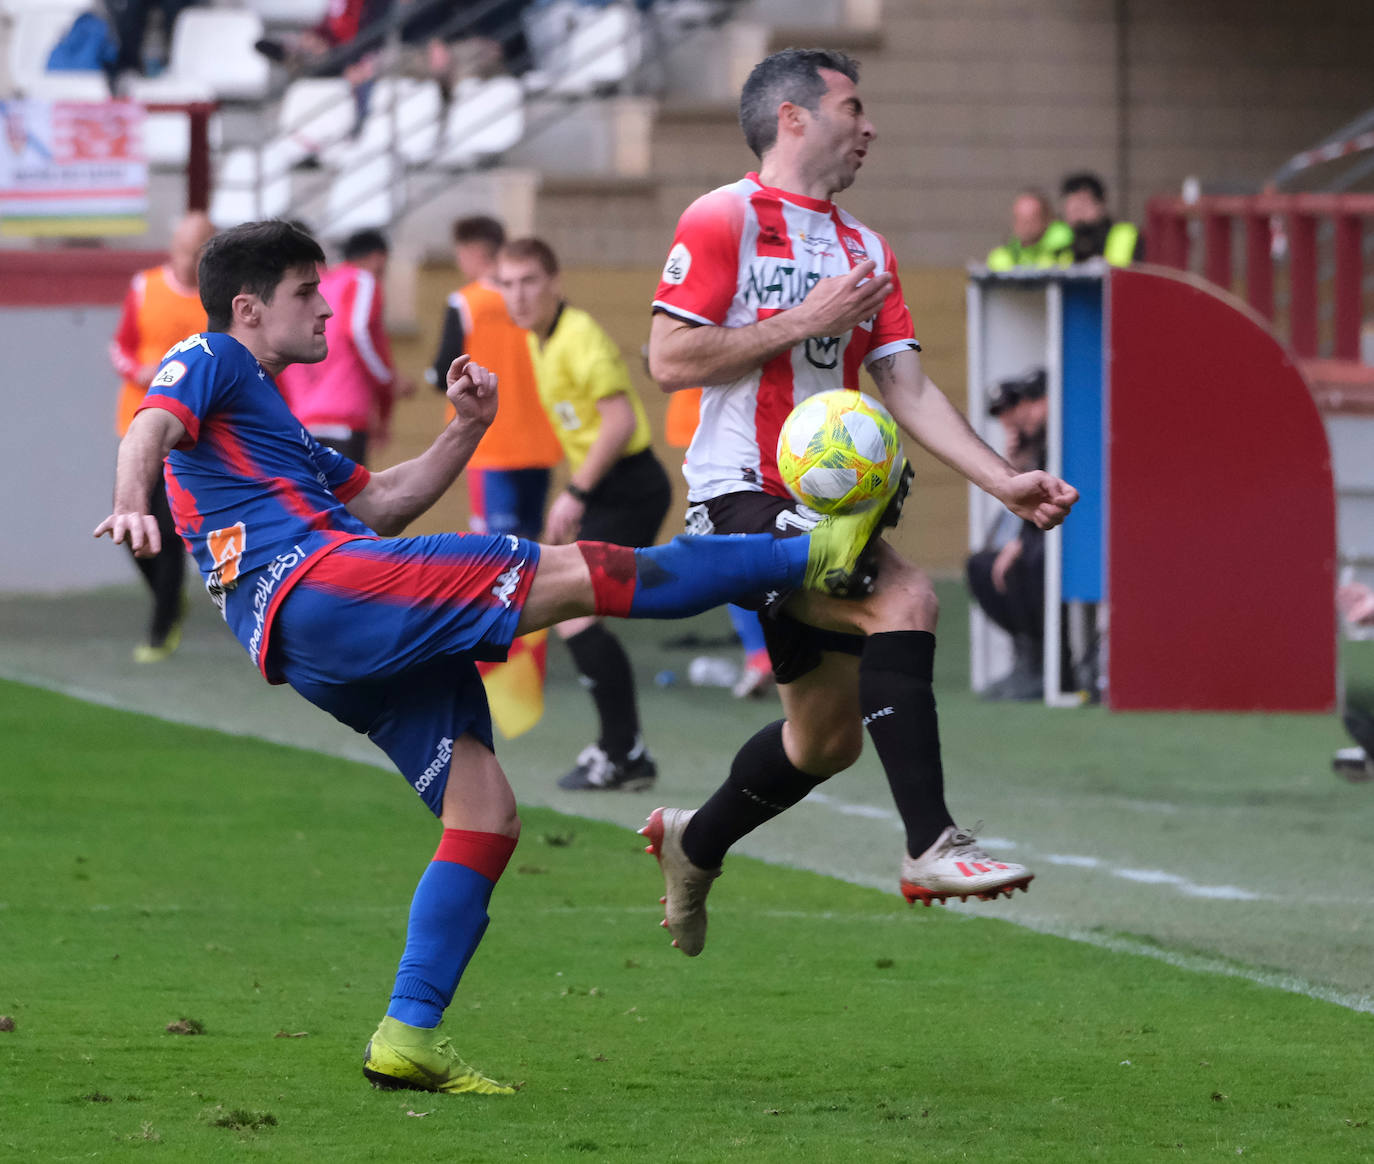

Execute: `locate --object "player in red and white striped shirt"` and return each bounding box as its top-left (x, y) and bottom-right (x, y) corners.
top-left (642, 49), bottom-right (1079, 954)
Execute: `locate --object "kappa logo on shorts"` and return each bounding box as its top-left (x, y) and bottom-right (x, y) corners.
top-left (492, 560), bottom-right (525, 608)
top-left (662, 242), bottom-right (691, 285)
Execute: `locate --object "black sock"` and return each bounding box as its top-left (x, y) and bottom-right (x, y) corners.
top-left (860, 630), bottom-right (955, 858)
top-left (564, 622), bottom-right (640, 761)
top-left (682, 720), bottom-right (826, 868)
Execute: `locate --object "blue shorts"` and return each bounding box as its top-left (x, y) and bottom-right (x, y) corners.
top-left (468, 467), bottom-right (551, 541)
top-left (271, 532), bottom-right (541, 815)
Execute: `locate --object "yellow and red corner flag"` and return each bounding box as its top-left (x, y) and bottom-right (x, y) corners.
top-left (477, 629), bottom-right (549, 739)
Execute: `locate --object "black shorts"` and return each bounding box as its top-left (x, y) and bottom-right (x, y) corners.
top-left (578, 448), bottom-right (672, 548)
top-left (684, 490), bottom-right (865, 684)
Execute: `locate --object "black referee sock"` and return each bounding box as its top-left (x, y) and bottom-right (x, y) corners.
top-left (859, 630), bottom-right (956, 858)
top-left (682, 720), bottom-right (827, 869)
top-left (564, 622), bottom-right (640, 762)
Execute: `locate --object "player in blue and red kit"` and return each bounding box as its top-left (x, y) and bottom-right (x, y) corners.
top-left (94, 219), bottom-right (892, 1096)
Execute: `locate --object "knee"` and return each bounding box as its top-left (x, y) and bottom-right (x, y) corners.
top-left (787, 719), bottom-right (863, 778)
top-left (867, 560), bottom-right (939, 633)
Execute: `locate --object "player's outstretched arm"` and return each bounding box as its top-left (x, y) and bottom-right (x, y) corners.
top-left (869, 350), bottom-right (1078, 531)
top-left (648, 260), bottom-right (893, 391)
top-left (93, 407), bottom-right (187, 557)
top-left (346, 356), bottom-right (497, 536)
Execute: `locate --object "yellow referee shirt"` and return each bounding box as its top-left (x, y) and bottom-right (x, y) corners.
top-left (526, 303), bottom-right (652, 471)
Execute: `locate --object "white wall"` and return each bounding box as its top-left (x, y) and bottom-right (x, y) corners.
top-left (1, 306), bottom-right (131, 592)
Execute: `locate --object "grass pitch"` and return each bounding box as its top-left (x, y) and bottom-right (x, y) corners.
top-left (2, 679), bottom-right (1372, 1162)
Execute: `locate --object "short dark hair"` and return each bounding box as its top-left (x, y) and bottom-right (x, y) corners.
top-left (1061, 172), bottom-right (1107, 203)
top-left (452, 215), bottom-right (506, 253)
top-left (498, 236), bottom-right (559, 277)
top-left (738, 48), bottom-right (860, 159)
top-left (342, 228), bottom-right (388, 262)
top-left (199, 220), bottom-right (325, 332)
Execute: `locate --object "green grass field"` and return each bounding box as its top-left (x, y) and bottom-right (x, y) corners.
top-left (3, 677), bottom-right (1373, 1162)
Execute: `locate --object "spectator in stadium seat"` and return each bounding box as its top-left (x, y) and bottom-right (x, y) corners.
top-left (109, 210), bottom-right (216, 663)
top-left (1057, 171), bottom-right (1143, 266)
top-left (965, 368), bottom-right (1050, 701)
top-left (254, 0), bottom-right (392, 134)
top-left (278, 228), bottom-right (414, 466)
top-left (1334, 582), bottom-right (1374, 782)
top-left (104, 0), bottom-right (198, 85)
top-left (986, 189), bottom-right (1074, 271)
top-left (428, 215), bottom-right (561, 541)
top-left (496, 236), bottom-right (672, 792)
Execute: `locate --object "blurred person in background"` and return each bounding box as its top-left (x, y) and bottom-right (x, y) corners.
top-left (1334, 581), bottom-right (1374, 783)
top-left (660, 374), bottom-right (774, 700)
top-left (965, 368), bottom-right (1049, 701)
top-left (429, 215), bottom-right (561, 540)
top-left (986, 188), bottom-right (1073, 271)
top-left (1058, 171), bottom-right (1142, 266)
top-left (109, 210), bottom-right (216, 662)
top-left (279, 228), bottom-right (413, 466)
top-left (104, 0), bottom-right (198, 86)
top-left (497, 236), bottom-right (672, 792)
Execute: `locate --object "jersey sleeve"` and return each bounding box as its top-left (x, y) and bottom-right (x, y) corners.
top-left (651, 189), bottom-right (743, 327)
top-left (109, 276), bottom-right (143, 379)
top-left (305, 431), bottom-right (371, 501)
top-left (864, 239), bottom-right (922, 366)
top-left (428, 295), bottom-right (466, 390)
top-left (135, 335), bottom-right (223, 447)
top-left (583, 318), bottom-right (634, 403)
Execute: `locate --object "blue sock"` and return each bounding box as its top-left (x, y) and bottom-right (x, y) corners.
top-left (628, 534), bottom-right (809, 619)
top-left (386, 860), bottom-right (495, 1029)
top-left (728, 604), bottom-right (769, 654)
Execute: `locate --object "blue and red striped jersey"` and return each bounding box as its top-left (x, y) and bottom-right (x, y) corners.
top-left (136, 331), bottom-right (375, 680)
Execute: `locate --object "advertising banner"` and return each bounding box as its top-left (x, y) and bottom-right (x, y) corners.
top-left (0, 99), bottom-right (147, 236)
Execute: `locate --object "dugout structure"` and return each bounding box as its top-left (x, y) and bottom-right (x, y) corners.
top-left (966, 264), bottom-right (1336, 713)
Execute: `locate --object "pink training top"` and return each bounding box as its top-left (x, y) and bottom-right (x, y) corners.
top-left (280, 262), bottom-right (395, 434)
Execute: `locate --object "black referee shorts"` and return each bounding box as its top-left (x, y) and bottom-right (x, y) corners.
top-left (578, 448), bottom-right (672, 548)
top-left (684, 490), bottom-right (866, 684)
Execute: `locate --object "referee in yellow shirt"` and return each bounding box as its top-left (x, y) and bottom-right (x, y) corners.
top-left (496, 237), bottom-right (672, 792)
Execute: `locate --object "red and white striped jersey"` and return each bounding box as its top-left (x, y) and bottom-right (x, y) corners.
top-left (652, 172), bottom-right (919, 502)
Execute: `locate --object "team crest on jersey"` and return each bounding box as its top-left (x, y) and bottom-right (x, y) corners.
top-left (662, 242), bottom-right (692, 285)
top-left (163, 334), bottom-right (214, 361)
top-left (842, 236), bottom-right (870, 263)
top-left (151, 360), bottom-right (187, 388)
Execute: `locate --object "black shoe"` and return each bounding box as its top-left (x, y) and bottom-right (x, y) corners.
top-left (557, 741), bottom-right (657, 791)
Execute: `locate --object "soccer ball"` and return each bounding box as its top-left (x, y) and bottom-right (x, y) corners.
top-left (776, 389), bottom-right (901, 515)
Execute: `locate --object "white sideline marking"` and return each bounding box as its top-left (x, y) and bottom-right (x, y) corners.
top-left (9, 670), bottom-right (1371, 1015)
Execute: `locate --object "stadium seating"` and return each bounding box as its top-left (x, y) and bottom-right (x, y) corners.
top-left (210, 142), bottom-right (294, 226)
top-left (127, 8), bottom-right (270, 103)
top-left (437, 76), bottom-right (525, 168)
top-left (324, 147), bottom-right (397, 236)
top-left (353, 77), bottom-right (444, 165)
top-left (5, 4), bottom-right (99, 98)
top-left (276, 76), bottom-right (357, 168)
top-left (242, 0), bottom-right (330, 26)
top-left (543, 3), bottom-right (643, 97)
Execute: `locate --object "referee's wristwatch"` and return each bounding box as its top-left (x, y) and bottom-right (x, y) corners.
top-left (564, 482), bottom-right (591, 503)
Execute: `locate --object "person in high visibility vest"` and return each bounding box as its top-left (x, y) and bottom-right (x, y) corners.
top-left (1058, 171), bottom-right (1142, 266)
top-left (986, 189), bottom-right (1074, 270)
top-left (109, 210), bottom-right (216, 662)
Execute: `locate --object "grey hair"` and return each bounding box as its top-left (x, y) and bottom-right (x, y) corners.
top-left (738, 48), bottom-right (860, 159)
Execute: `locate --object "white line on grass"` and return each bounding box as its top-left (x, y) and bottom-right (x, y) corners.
top-left (11, 670), bottom-right (1371, 1016)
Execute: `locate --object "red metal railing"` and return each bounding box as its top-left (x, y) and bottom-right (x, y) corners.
top-left (1145, 193), bottom-right (1374, 360)
top-left (144, 101), bottom-right (218, 213)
